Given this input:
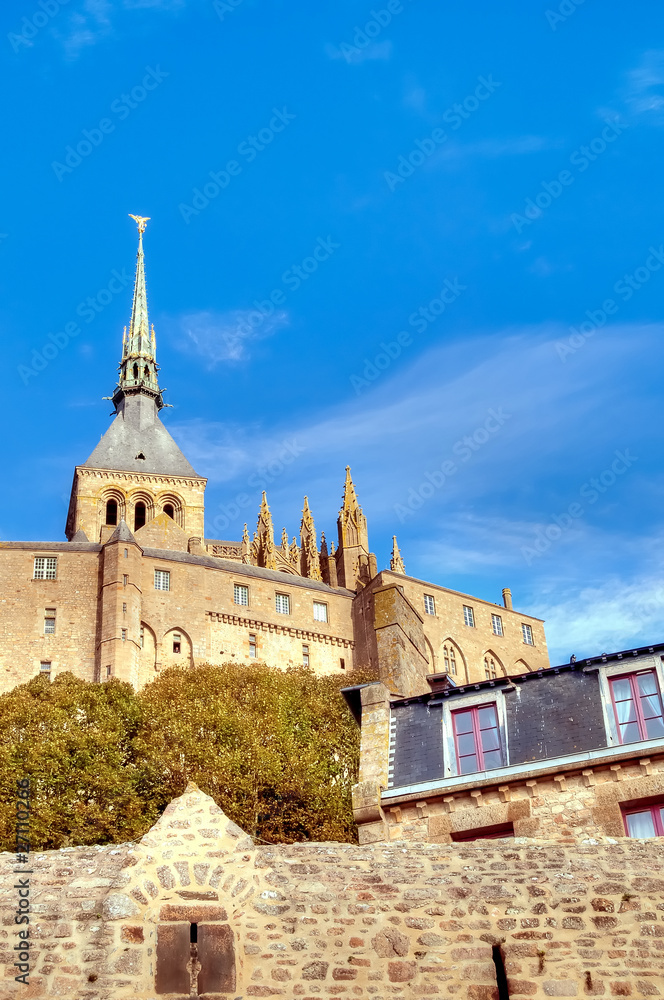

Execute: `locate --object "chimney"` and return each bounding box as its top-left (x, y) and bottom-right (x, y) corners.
top-left (502, 587), bottom-right (513, 610)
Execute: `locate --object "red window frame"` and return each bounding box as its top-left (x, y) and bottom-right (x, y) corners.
top-left (609, 670), bottom-right (664, 744)
top-left (452, 703), bottom-right (502, 775)
top-left (622, 802), bottom-right (664, 838)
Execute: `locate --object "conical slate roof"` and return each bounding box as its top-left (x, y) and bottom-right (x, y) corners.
top-left (84, 394), bottom-right (199, 477)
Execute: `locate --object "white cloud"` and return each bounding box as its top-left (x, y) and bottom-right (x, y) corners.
top-left (624, 50), bottom-right (664, 121)
top-left (430, 135), bottom-right (561, 168)
top-left (167, 308), bottom-right (288, 368)
top-left (59, 0), bottom-right (112, 58)
top-left (532, 571), bottom-right (664, 664)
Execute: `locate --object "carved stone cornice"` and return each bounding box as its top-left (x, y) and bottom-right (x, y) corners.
top-left (206, 611), bottom-right (354, 648)
top-left (74, 466), bottom-right (206, 489)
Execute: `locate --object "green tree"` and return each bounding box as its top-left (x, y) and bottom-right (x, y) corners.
top-left (0, 673), bottom-right (145, 850)
top-left (0, 663), bottom-right (375, 851)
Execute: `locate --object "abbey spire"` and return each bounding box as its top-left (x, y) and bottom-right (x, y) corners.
top-left (112, 215), bottom-right (164, 411)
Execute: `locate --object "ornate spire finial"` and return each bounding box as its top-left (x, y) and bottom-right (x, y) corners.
top-left (390, 535), bottom-right (406, 574)
top-left (300, 496), bottom-right (322, 581)
top-left (129, 214), bottom-right (150, 234)
top-left (112, 216), bottom-right (164, 411)
top-left (341, 465), bottom-right (360, 513)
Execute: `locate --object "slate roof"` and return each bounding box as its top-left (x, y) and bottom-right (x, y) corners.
top-left (83, 395), bottom-right (201, 478)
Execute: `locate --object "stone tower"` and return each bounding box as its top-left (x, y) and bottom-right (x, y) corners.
top-left (335, 466), bottom-right (376, 590)
top-left (65, 217), bottom-right (207, 544)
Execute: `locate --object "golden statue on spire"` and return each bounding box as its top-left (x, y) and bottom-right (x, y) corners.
top-left (129, 214), bottom-right (150, 233)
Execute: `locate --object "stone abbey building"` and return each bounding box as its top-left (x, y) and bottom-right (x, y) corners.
top-left (0, 219), bottom-right (549, 693)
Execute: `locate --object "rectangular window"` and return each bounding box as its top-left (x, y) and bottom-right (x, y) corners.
top-left (623, 802), bottom-right (664, 838)
top-left (463, 605), bottom-right (475, 628)
top-left (44, 609), bottom-right (56, 634)
top-left (33, 556), bottom-right (57, 580)
top-left (121, 629), bottom-right (127, 642)
top-left (491, 614), bottom-right (503, 636)
top-left (123, 574), bottom-right (128, 586)
top-left (124, 548), bottom-right (128, 559)
top-left (302, 644), bottom-right (310, 667)
top-left (249, 633), bottom-right (257, 658)
top-left (122, 602), bottom-right (127, 614)
top-left (275, 593), bottom-right (290, 615)
top-left (234, 584), bottom-right (249, 606)
top-left (340, 657), bottom-right (346, 670)
top-left (40, 661), bottom-right (51, 677)
top-left (140, 626), bottom-right (145, 648)
top-left (452, 703), bottom-right (502, 774)
top-left (522, 623), bottom-right (534, 645)
top-left (424, 594), bottom-right (436, 616)
top-left (154, 569), bottom-right (170, 591)
top-left (610, 671), bottom-right (664, 744)
top-left (313, 601), bottom-right (328, 622)
top-left (172, 634), bottom-right (181, 654)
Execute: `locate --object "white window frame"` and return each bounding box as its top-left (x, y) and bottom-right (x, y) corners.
top-left (40, 661), bottom-right (52, 675)
top-left (234, 583), bottom-right (249, 607)
top-left (491, 614), bottom-right (503, 637)
top-left (275, 593), bottom-right (290, 615)
top-left (424, 595), bottom-right (436, 616)
top-left (597, 656), bottom-right (664, 747)
top-left (154, 569), bottom-right (170, 591)
top-left (302, 644), bottom-right (310, 667)
top-left (463, 605), bottom-right (475, 628)
top-left (522, 623), bottom-right (534, 645)
top-left (313, 601), bottom-right (328, 623)
top-left (249, 633), bottom-right (257, 658)
top-left (441, 689), bottom-right (510, 778)
top-left (33, 556), bottom-right (57, 580)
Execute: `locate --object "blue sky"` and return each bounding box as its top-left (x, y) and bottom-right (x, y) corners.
top-left (3, 0), bottom-right (664, 664)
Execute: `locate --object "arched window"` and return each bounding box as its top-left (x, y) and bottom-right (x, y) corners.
top-left (163, 504), bottom-right (174, 519)
top-left (105, 499), bottom-right (118, 526)
top-left (132, 363), bottom-right (138, 380)
top-left (144, 365), bottom-right (150, 379)
top-left (484, 656), bottom-right (497, 680)
top-left (443, 644), bottom-right (457, 676)
top-left (134, 501), bottom-right (146, 531)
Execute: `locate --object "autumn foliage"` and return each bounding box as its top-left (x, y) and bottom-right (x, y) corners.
top-left (0, 663), bottom-right (375, 851)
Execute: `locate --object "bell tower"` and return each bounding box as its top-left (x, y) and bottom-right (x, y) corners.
top-left (65, 215), bottom-right (207, 545)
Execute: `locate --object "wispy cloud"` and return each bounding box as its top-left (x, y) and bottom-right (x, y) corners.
top-left (431, 135), bottom-right (561, 168)
top-left (58, 0), bottom-right (112, 58)
top-left (531, 567), bottom-right (664, 664)
top-left (600, 49), bottom-right (664, 126)
top-left (167, 308), bottom-right (288, 368)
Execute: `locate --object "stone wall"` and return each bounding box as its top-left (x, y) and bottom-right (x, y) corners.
top-left (354, 572), bottom-right (550, 690)
top-left (1, 784), bottom-right (663, 999)
top-left (0, 541), bottom-right (356, 693)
